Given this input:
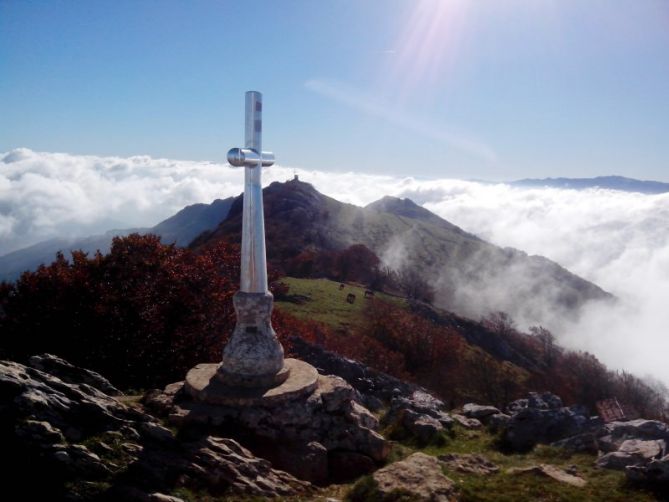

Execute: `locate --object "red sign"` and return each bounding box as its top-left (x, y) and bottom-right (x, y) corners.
top-left (596, 398), bottom-right (626, 423)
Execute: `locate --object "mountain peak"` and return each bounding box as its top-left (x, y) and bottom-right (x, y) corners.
top-left (367, 195), bottom-right (420, 211)
top-left (366, 195), bottom-right (448, 226)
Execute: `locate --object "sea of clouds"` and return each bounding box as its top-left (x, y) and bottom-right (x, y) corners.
top-left (2, 148), bottom-right (668, 383)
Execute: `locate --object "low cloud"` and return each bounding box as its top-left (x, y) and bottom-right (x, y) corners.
top-left (2, 148), bottom-right (668, 384)
top-left (385, 180), bottom-right (669, 384)
top-left (0, 148), bottom-right (296, 255)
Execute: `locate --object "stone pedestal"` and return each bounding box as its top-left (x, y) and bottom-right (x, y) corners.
top-left (185, 358), bottom-right (319, 407)
top-left (184, 290), bottom-right (318, 408)
top-left (219, 291), bottom-right (287, 388)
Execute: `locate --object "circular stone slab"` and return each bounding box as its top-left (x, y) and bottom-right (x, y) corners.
top-left (184, 358), bottom-right (319, 407)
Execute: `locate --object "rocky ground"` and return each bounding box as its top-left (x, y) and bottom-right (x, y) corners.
top-left (2, 348), bottom-right (669, 501)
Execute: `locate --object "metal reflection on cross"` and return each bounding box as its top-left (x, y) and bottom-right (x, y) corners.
top-left (227, 91), bottom-right (275, 293)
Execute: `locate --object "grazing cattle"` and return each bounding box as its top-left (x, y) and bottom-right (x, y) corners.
top-left (339, 283), bottom-right (345, 290)
top-left (346, 293), bottom-right (356, 304)
top-left (364, 290), bottom-right (375, 298)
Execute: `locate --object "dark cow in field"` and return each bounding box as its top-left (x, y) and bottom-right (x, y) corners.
top-left (346, 293), bottom-right (356, 304)
top-left (339, 283), bottom-right (345, 290)
top-left (364, 290), bottom-right (374, 299)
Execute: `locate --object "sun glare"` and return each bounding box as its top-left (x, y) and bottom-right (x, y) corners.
top-left (386, 0), bottom-right (471, 101)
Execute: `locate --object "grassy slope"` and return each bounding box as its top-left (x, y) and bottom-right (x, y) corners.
top-left (274, 276), bottom-right (530, 382)
top-left (274, 277), bottom-right (402, 330)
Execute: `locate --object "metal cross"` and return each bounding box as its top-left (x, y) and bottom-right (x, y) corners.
top-left (227, 91), bottom-right (275, 293)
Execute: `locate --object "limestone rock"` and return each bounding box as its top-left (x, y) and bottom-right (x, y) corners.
top-left (53, 443), bottom-right (112, 479)
top-left (275, 441), bottom-right (329, 485)
top-left (1, 357), bottom-right (312, 500)
top-left (143, 382), bottom-right (184, 416)
top-left (508, 464), bottom-right (587, 487)
top-left (462, 403), bottom-right (501, 420)
top-left (405, 414), bottom-right (444, 444)
top-left (452, 414), bottom-right (483, 429)
top-left (366, 452), bottom-right (456, 502)
top-left (439, 453), bottom-right (499, 475)
top-left (502, 392), bottom-right (590, 451)
top-left (600, 419), bottom-right (669, 449)
top-left (348, 401), bottom-right (379, 430)
top-left (383, 391), bottom-right (452, 445)
top-left (15, 419), bottom-right (65, 446)
top-left (28, 353), bottom-right (122, 396)
top-left (180, 436), bottom-right (310, 497)
top-left (391, 390), bottom-right (447, 419)
top-left (592, 418), bottom-right (669, 485)
top-left (626, 454), bottom-right (669, 483)
top-left (0, 359), bottom-right (147, 438)
top-left (148, 494), bottom-right (185, 502)
top-left (619, 438), bottom-right (666, 457)
top-left (487, 413), bottom-right (511, 433)
top-left (149, 372), bottom-right (389, 482)
top-left (596, 439), bottom-right (665, 470)
top-left (551, 432), bottom-right (598, 454)
top-left (289, 336), bottom-right (419, 402)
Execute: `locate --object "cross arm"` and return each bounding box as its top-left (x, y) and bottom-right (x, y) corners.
top-left (227, 148), bottom-right (275, 168)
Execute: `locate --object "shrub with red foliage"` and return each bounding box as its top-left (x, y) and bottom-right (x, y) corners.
top-left (0, 234), bottom-right (240, 389)
top-left (285, 244), bottom-right (382, 287)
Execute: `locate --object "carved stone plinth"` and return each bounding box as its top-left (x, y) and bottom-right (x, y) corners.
top-left (219, 291), bottom-right (286, 388)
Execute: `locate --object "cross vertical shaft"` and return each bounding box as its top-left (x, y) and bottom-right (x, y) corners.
top-left (241, 91), bottom-right (268, 293)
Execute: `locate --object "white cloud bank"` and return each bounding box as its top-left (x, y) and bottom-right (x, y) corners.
top-left (2, 148), bottom-right (668, 383)
top-left (0, 148), bottom-right (296, 255)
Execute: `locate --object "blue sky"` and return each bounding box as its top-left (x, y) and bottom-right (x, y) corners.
top-left (1, 0), bottom-right (668, 180)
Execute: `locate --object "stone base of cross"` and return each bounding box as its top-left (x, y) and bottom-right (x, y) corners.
top-left (218, 291), bottom-right (289, 388)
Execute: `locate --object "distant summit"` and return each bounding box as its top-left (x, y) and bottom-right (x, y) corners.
top-left (511, 176), bottom-right (669, 194)
top-left (365, 196), bottom-right (464, 233)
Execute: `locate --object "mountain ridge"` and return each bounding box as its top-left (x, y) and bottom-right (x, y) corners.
top-left (193, 179), bottom-right (612, 329)
top-left (511, 175), bottom-right (669, 194)
top-left (0, 197), bottom-right (234, 281)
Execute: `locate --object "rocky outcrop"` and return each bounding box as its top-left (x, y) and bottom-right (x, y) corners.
top-left (145, 372), bottom-right (389, 484)
top-left (592, 418), bottom-right (669, 484)
top-left (27, 353), bottom-right (122, 396)
top-left (289, 336), bottom-right (419, 410)
top-left (501, 392), bottom-right (592, 451)
top-left (598, 419), bottom-right (669, 452)
top-left (289, 338), bottom-right (456, 447)
top-left (381, 390), bottom-right (454, 444)
top-left (0, 358), bottom-right (310, 500)
top-left (462, 403), bottom-right (501, 421)
top-left (487, 412), bottom-right (511, 433)
top-left (551, 432), bottom-right (598, 454)
top-left (351, 452), bottom-right (456, 502)
top-left (452, 414), bottom-right (483, 429)
top-left (626, 454), bottom-right (669, 483)
top-left (596, 439), bottom-right (666, 470)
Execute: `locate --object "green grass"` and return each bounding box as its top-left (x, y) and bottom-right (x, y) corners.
top-left (349, 425), bottom-right (664, 502)
top-left (275, 277), bottom-right (403, 330)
